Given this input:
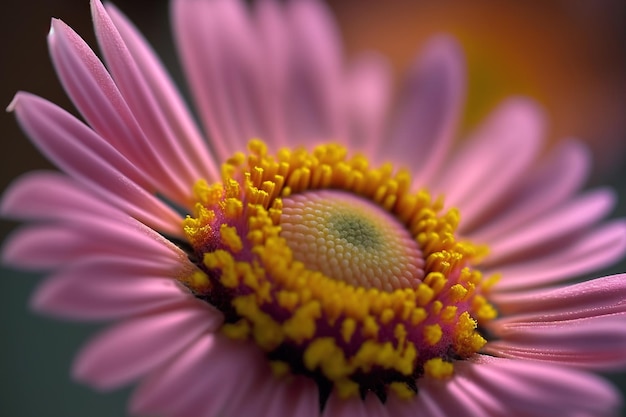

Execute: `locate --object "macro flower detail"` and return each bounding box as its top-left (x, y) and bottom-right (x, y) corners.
top-left (3, 0), bottom-right (626, 416)
top-left (182, 140), bottom-right (494, 400)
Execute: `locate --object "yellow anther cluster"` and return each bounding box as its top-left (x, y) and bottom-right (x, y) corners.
top-left (183, 140), bottom-right (498, 398)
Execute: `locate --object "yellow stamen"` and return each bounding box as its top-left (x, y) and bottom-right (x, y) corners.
top-left (182, 140), bottom-right (497, 398)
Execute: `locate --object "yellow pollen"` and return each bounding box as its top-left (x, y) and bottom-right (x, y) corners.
top-left (182, 140), bottom-right (497, 399)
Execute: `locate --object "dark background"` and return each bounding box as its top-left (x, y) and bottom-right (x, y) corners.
top-left (1, 1), bottom-right (625, 416)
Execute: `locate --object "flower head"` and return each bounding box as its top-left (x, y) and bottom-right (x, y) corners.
top-left (3, 0), bottom-right (626, 416)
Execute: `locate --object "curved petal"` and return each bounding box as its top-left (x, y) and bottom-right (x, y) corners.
top-left (490, 220), bottom-right (626, 291)
top-left (388, 35), bottom-right (465, 184)
top-left (422, 378), bottom-right (489, 417)
top-left (48, 18), bottom-right (200, 206)
top-left (448, 374), bottom-right (508, 416)
top-left (322, 393), bottom-right (368, 417)
top-left (493, 273), bottom-right (626, 319)
top-left (344, 52), bottom-right (392, 155)
top-left (1, 171), bottom-right (124, 221)
top-left (384, 392), bottom-right (429, 417)
top-left (174, 0), bottom-right (346, 156)
top-left (2, 225), bottom-right (94, 270)
top-left (2, 215), bottom-right (186, 271)
top-left (90, 0), bottom-right (210, 192)
top-left (131, 334), bottom-right (264, 417)
top-left (434, 98), bottom-right (544, 230)
top-left (485, 312), bottom-right (626, 369)
top-left (73, 300), bottom-right (222, 390)
top-left (172, 0), bottom-right (269, 158)
top-left (468, 139), bottom-right (591, 240)
top-left (105, 3), bottom-right (218, 183)
top-left (484, 188), bottom-right (616, 265)
top-left (282, 0), bottom-right (346, 144)
top-left (8, 92), bottom-right (183, 236)
top-left (457, 356), bottom-right (621, 417)
top-left (31, 256), bottom-right (195, 320)
top-left (225, 373), bottom-right (318, 417)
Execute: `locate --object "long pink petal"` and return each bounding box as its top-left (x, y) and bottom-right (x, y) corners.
top-left (2, 226), bottom-right (93, 270)
top-left (484, 188), bottom-right (616, 265)
top-left (130, 333), bottom-right (217, 416)
top-left (131, 334), bottom-right (263, 417)
top-left (457, 355), bottom-right (621, 416)
top-left (2, 215), bottom-right (187, 271)
top-left (344, 52), bottom-right (392, 156)
top-left (8, 92), bottom-right (183, 236)
top-left (467, 140), bottom-right (590, 240)
top-left (493, 273), bottom-right (626, 318)
top-left (31, 256), bottom-right (195, 320)
top-left (48, 18), bottom-right (197, 206)
top-left (1, 171), bottom-right (125, 221)
top-left (252, 0), bottom-right (292, 149)
top-left (384, 393), bottom-right (428, 417)
top-left (448, 374), bottom-right (508, 416)
top-left (322, 393), bottom-right (368, 417)
top-left (388, 36), bottom-right (465, 184)
top-left (283, 0), bottom-right (346, 144)
top-left (422, 378), bottom-right (488, 417)
top-left (485, 313), bottom-right (626, 369)
top-left (172, 0), bottom-right (267, 159)
top-left (435, 98), bottom-right (544, 230)
top-left (105, 3), bottom-right (219, 182)
top-left (73, 301), bottom-right (222, 390)
top-left (233, 374), bottom-right (318, 417)
top-left (90, 0), bottom-right (210, 192)
top-left (490, 220), bottom-right (626, 290)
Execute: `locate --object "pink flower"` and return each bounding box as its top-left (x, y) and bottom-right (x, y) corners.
top-left (3, 0), bottom-right (626, 416)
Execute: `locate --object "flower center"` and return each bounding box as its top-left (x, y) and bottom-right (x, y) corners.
top-left (181, 140), bottom-right (497, 403)
top-left (280, 190), bottom-right (424, 291)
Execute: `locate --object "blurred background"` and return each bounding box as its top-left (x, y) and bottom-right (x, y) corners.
top-left (0, 0), bottom-right (625, 416)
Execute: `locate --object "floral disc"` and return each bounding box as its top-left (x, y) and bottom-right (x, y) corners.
top-left (182, 140), bottom-right (497, 402)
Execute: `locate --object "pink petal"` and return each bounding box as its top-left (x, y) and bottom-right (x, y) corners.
top-left (1, 171), bottom-right (125, 221)
top-left (131, 334), bottom-right (264, 417)
top-left (421, 378), bottom-right (487, 417)
top-left (105, 3), bottom-right (219, 183)
top-left (3, 215), bottom-right (186, 271)
top-left (282, 0), bottom-right (346, 144)
top-left (172, 0), bottom-right (267, 159)
top-left (413, 389), bottom-right (448, 417)
top-left (31, 256), bottom-right (195, 320)
top-left (384, 393), bottom-right (428, 417)
top-left (457, 355), bottom-right (621, 416)
top-left (229, 373), bottom-right (318, 417)
top-left (322, 393), bottom-right (368, 417)
top-left (8, 92), bottom-right (183, 237)
top-left (467, 139), bottom-right (591, 240)
top-left (447, 375), bottom-right (508, 416)
top-left (130, 333), bottom-right (216, 415)
top-left (362, 393), bottom-right (390, 417)
top-left (484, 188), bottom-right (616, 265)
top-left (48, 18), bottom-right (199, 206)
top-left (252, 0), bottom-right (292, 149)
top-left (2, 225), bottom-right (93, 270)
top-left (493, 273), bottom-right (626, 319)
top-left (90, 0), bottom-right (211, 192)
top-left (344, 52), bottom-right (392, 155)
top-left (434, 98), bottom-right (544, 230)
top-left (485, 312), bottom-right (626, 369)
top-left (388, 36), bottom-right (465, 184)
top-left (490, 220), bottom-right (626, 290)
top-left (73, 301), bottom-right (222, 390)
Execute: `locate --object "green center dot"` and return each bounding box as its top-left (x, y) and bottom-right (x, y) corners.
top-left (279, 190), bottom-right (425, 291)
